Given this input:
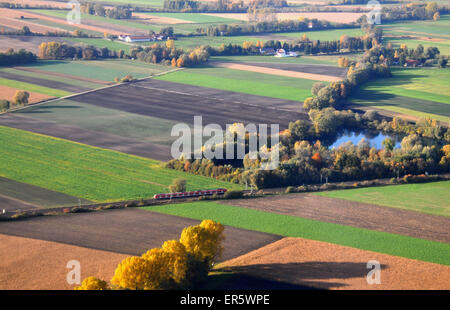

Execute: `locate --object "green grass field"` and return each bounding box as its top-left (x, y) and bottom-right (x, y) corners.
top-left (144, 201), bottom-right (450, 265)
top-left (20, 59), bottom-right (170, 82)
top-left (382, 16), bottom-right (450, 55)
top-left (0, 126), bottom-right (241, 202)
top-left (0, 78), bottom-right (71, 97)
top-left (350, 67), bottom-right (450, 123)
top-left (316, 181), bottom-right (450, 217)
top-left (156, 66), bottom-right (319, 101)
top-left (18, 99), bottom-right (184, 146)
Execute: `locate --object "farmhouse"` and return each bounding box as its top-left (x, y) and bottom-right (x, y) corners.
top-left (275, 49), bottom-right (298, 58)
top-left (118, 35), bottom-right (156, 43)
top-left (404, 59), bottom-right (420, 67)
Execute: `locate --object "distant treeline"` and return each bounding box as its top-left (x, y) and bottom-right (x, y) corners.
top-left (198, 18), bottom-right (358, 36)
top-left (380, 2), bottom-right (449, 22)
top-left (0, 26), bottom-right (92, 38)
top-left (0, 48), bottom-right (36, 66)
top-left (38, 42), bottom-right (121, 60)
top-left (163, 0), bottom-right (287, 13)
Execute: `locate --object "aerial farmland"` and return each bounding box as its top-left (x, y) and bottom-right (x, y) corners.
top-left (0, 0), bottom-right (449, 300)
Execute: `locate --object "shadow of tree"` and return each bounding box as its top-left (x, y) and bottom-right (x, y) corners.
top-left (210, 261), bottom-right (388, 290)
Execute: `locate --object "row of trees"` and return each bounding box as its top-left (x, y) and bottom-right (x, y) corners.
top-left (76, 219), bottom-right (225, 290)
top-left (80, 3), bottom-right (132, 19)
top-left (38, 42), bottom-right (119, 60)
top-left (197, 18), bottom-right (357, 36)
top-left (167, 111), bottom-right (449, 188)
top-left (130, 42), bottom-right (209, 67)
top-left (379, 2), bottom-right (449, 23)
top-left (0, 91), bottom-right (30, 112)
top-left (0, 48), bottom-right (36, 66)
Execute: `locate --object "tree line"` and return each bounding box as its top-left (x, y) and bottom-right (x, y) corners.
top-left (0, 48), bottom-right (36, 66)
top-left (80, 2), bottom-right (132, 19)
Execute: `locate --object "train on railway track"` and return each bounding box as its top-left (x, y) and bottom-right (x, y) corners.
top-left (153, 188), bottom-right (227, 200)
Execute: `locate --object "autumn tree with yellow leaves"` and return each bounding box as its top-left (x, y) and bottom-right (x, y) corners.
top-left (76, 220), bottom-right (225, 290)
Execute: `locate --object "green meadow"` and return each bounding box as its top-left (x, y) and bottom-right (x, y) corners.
top-left (0, 126), bottom-right (241, 202)
top-left (145, 201), bottom-right (450, 266)
top-left (350, 67), bottom-right (450, 123)
top-left (156, 66), bottom-right (319, 101)
top-left (317, 181), bottom-right (450, 217)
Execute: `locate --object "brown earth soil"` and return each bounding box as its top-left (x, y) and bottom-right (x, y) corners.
top-left (218, 237), bottom-right (450, 290)
top-left (14, 66), bottom-right (111, 85)
top-left (0, 208), bottom-right (282, 261)
top-left (221, 193), bottom-right (450, 243)
top-left (212, 62), bottom-right (342, 82)
top-left (0, 85), bottom-right (53, 104)
top-left (0, 176), bottom-right (92, 211)
top-left (0, 113), bottom-right (173, 161)
top-left (132, 12), bottom-right (194, 24)
top-left (70, 80), bottom-right (309, 129)
top-left (0, 233), bottom-right (128, 290)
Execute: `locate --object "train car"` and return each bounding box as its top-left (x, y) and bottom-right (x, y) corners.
top-left (153, 188), bottom-right (227, 200)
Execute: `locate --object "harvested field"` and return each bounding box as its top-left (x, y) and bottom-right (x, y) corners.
top-left (70, 80), bottom-right (309, 129)
top-left (229, 62), bottom-right (348, 78)
top-left (136, 78), bottom-right (305, 112)
top-left (0, 208), bottom-right (282, 261)
top-left (0, 176), bottom-right (91, 211)
top-left (221, 193), bottom-right (450, 243)
top-left (16, 99), bottom-right (183, 147)
top-left (132, 12), bottom-right (194, 24)
top-left (0, 71), bottom-right (90, 93)
top-left (15, 66), bottom-right (110, 85)
top-left (211, 61), bottom-right (343, 82)
top-left (0, 15), bottom-right (66, 34)
top-left (0, 8), bottom-right (119, 35)
top-left (202, 12), bottom-right (364, 23)
top-left (0, 113), bottom-right (172, 161)
top-left (0, 233), bottom-right (128, 290)
top-left (0, 85), bottom-right (53, 104)
top-left (218, 237), bottom-right (450, 290)
top-left (0, 35), bottom-right (71, 54)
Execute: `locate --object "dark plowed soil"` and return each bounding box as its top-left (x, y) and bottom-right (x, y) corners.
top-left (0, 114), bottom-right (172, 161)
top-left (0, 71), bottom-right (90, 93)
top-left (0, 208), bottom-right (282, 262)
top-left (70, 81), bottom-right (308, 129)
top-left (135, 79), bottom-right (304, 113)
top-left (0, 176), bottom-right (91, 211)
top-left (239, 62), bottom-right (348, 78)
top-left (221, 194), bottom-right (450, 243)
